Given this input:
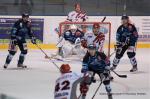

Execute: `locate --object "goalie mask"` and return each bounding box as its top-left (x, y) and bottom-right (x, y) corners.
top-left (70, 24), bottom-right (77, 34)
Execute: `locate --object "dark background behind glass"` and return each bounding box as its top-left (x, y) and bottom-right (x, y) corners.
top-left (0, 0), bottom-right (149, 16)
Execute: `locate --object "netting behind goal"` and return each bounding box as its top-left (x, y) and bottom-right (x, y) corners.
top-left (59, 22), bottom-right (111, 56)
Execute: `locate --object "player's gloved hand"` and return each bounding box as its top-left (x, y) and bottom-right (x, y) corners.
top-left (10, 39), bottom-right (17, 45)
top-left (81, 66), bottom-right (88, 73)
top-left (116, 42), bottom-right (125, 47)
top-left (110, 66), bottom-right (116, 71)
top-left (31, 37), bottom-right (36, 44)
top-left (105, 66), bottom-right (111, 70)
top-left (80, 83), bottom-right (89, 96)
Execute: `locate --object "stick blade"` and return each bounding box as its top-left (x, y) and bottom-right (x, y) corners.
top-left (119, 75), bottom-right (127, 78)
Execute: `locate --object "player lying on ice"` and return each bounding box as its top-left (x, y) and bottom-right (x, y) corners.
top-left (81, 44), bottom-right (113, 99)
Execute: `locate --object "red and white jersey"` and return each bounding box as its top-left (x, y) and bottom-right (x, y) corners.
top-left (67, 11), bottom-right (88, 22)
top-left (54, 72), bottom-right (82, 99)
top-left (84, 32), bottom-right (105, 52)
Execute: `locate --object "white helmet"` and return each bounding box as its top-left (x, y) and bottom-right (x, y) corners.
top-left (70, 24), bottom-right (77, 33)
top-left (70, 24), bottom-right (77, 30)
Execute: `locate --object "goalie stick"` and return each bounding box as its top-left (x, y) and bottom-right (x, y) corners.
top-left (35, 43), bottom-right (60, 71)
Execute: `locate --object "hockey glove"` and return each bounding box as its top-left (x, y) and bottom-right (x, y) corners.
top-left (81, 66), bottom-right (88, 73)
top-left (80, 83), bottom-right (89, 96)
top-left (31, 37), bottom-right (36, 44)
top-left (10, 38), bottom-right (17, 45)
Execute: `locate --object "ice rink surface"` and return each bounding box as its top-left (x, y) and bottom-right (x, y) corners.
top-left (0, 48), bottom-right (149, 99)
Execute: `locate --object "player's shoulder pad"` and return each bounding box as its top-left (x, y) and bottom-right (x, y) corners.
top-left (128, 23), bottom-right (136, 31)
top-left (117, 25), bottom-right (124, 32)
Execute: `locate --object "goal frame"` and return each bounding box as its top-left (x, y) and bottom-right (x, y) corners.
top-left (59, 22), bottom-right (111, 57)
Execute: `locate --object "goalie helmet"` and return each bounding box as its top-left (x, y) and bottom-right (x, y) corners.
top-left (70, 24), bottom-right (77, 30)
top-left (70, 24), bottom-right (77, 33)
top-left (60, 64), bottom-right (71, 73)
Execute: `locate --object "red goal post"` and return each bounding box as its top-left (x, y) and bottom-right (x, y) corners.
top-left (59, 22), bottom-right (111, 57)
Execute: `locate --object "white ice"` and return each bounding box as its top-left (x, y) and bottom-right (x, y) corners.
top-left (0, 48), bottom-right (149, 99)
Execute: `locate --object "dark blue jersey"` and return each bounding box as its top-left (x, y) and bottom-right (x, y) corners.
top-left (82, 51), bottom-right (110, 73)
top-left (116, 23), bottom-right (138, 46)
top-left (11, 19), bottom-right (34, 41)
top-left (63, 29), bottom-right (84, 44)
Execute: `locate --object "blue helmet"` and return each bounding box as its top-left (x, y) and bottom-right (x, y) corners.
top-left (121, 15), bottom-right (129, 20)
top-left (87, 44), bottom-right (96, 50)
top-left (22, 13), bottom-right (29, 18)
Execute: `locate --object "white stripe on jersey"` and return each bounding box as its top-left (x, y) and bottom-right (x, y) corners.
top-left (67, 11), bottom-right (88, 22)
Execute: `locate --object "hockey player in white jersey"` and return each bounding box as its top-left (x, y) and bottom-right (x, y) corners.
top-left (67, 3), bottom-right (88, 22)
top-left (81, 23), bottom-right (106, 52)
top-left (54, 64), bottom-right (92, 99)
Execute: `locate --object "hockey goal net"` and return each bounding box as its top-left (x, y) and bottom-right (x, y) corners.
top-left (59, 22), bottom-right (111, 57)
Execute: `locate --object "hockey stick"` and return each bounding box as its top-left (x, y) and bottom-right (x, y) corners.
top-left (35, 44), bottom-right (60, 71)
top-left (101, 16), bottom-right (106, 22)
top-left (111, 70), bottom-right (127, 78)
top-left (91, 78), bottom-right (104, 99)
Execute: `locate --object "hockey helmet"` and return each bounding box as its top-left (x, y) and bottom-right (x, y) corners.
top-left (121, 15), bottom-right (129, 20)
top-left (87, 44), bottom-right (96, 50)
top-left (60, 64), bottom-right (71, 73)
top-left (75, 3), bottom-right (81, 8)
top-left (70, 24), bottom-right (77, 30)
top-left (22, 13), bottom-right (29, 18)
top-left (93, 23), bottom-right (100, 28)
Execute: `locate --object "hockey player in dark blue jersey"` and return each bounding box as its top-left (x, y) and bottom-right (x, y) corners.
top-left (3, 13), bottom-right (36, 69)
top-left (111, 15), bottom-right (138, 72)
top-left (81, 44), bottom-right (113, 99)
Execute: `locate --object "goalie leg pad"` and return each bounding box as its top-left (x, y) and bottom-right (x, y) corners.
top-left (61, 41), bottom-right (74, 57)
